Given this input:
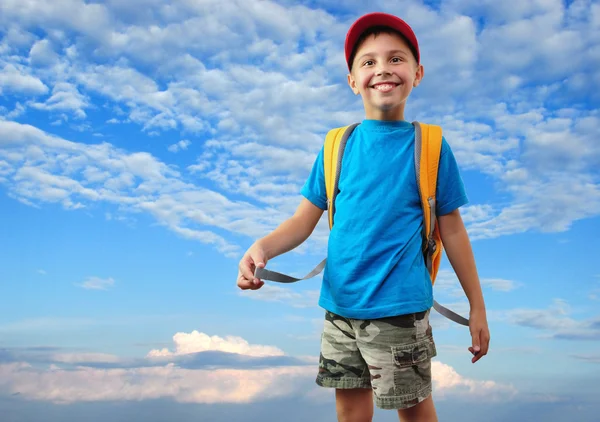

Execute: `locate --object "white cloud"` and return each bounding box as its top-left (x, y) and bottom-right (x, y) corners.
top-left (480, 278), bottom-right (519, 292)
top-left (461, 205), bottom-right (495, 224)
top-left (78, 276), bottom-right (115, 290)
top-left (0, 64), bottom-right (48, 96)
top-left (434, 269), bottom-right (519, 297)
top-left (5, 102), bottom-right (26, 119)
top-left (147, 331), bottom-right (285, 358)
top-left (0, 362), bottom-right (314, 405)
top-left (29, 82), bottom-right (89, 119)
top-left (467, 171), bottom-right (600, 240)
top-left (432, 361), bottom-right (517, 401)
top-left (0, 359), bottom-right (517, 405)
top-left (0, 332), bottom-right (515, 405)
top-left (29, 39), bottom-right (59, 67)
top-left (507, 299), bottom-right (600, 340)
top-left (168, 139), bottom-right (191, 153)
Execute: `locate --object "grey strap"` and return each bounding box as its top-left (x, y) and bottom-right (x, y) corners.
top-left (254, 259), bottom-right (326, 283)
top-left (255, 261), bottom-right (469, 326)
top-left (433, 300), bottom-right (469, 326)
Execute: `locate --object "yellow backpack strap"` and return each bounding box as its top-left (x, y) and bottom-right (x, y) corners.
top-left (324, 123), bottom-right (359, 229)
top-left (414, 121), bottom-right (469, 326)
top-left (414, 122), bottom-right (442, 279)
top-left (415, 122), bottom-right (443, 281)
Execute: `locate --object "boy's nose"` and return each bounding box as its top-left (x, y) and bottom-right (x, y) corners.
top-left (375, 63), bottom-right (392, 76)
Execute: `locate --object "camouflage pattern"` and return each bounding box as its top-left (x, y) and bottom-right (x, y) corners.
top-left (316, 310), bottom-right (437, 410)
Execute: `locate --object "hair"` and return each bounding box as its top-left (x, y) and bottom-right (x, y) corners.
top-left (348, 25), bottom-right (419, 72)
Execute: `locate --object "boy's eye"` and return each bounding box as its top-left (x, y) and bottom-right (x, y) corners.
top-left (363, 60), bottom-right (374, 66)
top-left (391, 57), bottom-right (402, 63)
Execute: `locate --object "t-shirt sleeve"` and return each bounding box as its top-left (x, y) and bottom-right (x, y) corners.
top-left (436, 137), bottom-right (469, 216)
top-left (301, 145), bottom-right (328, 210)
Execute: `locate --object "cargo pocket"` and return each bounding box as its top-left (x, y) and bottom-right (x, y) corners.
top-left (391, 336), bottom-right (437, 368)
top-left (390, 337), bottom-right (436, 395)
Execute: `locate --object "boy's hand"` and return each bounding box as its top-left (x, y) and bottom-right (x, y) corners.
top-left (237, 243), bottom-right (268, 290)
top-left (468, 308), bottom-right (490, 363)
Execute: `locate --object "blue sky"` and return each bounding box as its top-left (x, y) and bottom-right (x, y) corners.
top-left (0, 0), bottom-right (599, 420)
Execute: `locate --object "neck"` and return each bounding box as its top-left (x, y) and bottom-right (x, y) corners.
top-left (365, 103), bottom-right (406, 121)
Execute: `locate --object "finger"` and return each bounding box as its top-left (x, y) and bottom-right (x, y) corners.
top-left (470, 330), bottom-right (490, 363)
top-left (239, 258), bottom-right (256, 281)
top-left (468, 346), bottom-right (479, 363)
top-left (480, 330), bottom-right (490, 355)
top-left (237, 269), bottom-right (265, 289)
top-left (469, 346), bottom-right (483, 363)
top-left (250, 254), bottom-right (267, 284)
top-left (471, 328), bottom-right (481, 354)
top-left (237, 274), bottom-right (253, 290)
top-left (245, 278), bottom-right (264, 290)
top-left (252, 258), bottom-right (266, 282)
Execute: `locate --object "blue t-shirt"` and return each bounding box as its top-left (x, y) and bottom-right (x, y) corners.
top-left (301, 119), bottom-right (468, 319)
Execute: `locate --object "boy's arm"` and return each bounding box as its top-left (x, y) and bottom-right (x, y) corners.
top-left (438, 208), bottom-right (491, 363)
top-left (257, 198), bottom-right (324, 260)
top-left (237, 198), bottom-right (324, 290)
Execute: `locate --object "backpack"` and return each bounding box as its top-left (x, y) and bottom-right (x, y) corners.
top-left (254, 122), bottom-right (469, 326)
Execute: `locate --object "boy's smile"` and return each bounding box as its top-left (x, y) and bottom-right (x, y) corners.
top-left (347, 32), bottom-right (424, 121)
top-left (371, 82), bottom-right (399, 93)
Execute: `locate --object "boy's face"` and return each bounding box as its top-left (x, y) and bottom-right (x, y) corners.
top-left (347, 32), bottom-right (424, 120)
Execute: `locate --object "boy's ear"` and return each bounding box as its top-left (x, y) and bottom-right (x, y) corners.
top-left (413, 64), bottom-right (425, 88)
top-left (347, 72), bottom-right (360, 95)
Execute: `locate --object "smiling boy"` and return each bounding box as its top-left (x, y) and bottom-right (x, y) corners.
top-left (237, 12), bottom-right (490, 422)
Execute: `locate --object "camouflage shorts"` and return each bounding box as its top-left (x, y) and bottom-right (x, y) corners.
top-left (316, 309), bottom-right (437, 410)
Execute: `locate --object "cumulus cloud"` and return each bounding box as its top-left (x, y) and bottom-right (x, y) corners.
top-left (0, 64), bottom-right (48, 96)
top-left (0, 360), bottom-right (516, 405)
top-left (29, 82), bottom-right (89, 119)
top-left (432, 361), bottom-right (517, 401)
top-left (28, 39), bottom-right (59, 67)
top-left (0, 331), bottom-right (516, 405)
top-left (147, 331), bottom-right (285, 358)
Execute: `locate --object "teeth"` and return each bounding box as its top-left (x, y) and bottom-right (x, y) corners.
top-left (374, 84), bottom-right (395, 91)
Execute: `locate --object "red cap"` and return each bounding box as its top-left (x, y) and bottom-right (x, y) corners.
top-left (344, 12), bottom-right (420, 70)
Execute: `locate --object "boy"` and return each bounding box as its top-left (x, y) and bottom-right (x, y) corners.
top-left (237, 12), bottom-right (490, 422)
